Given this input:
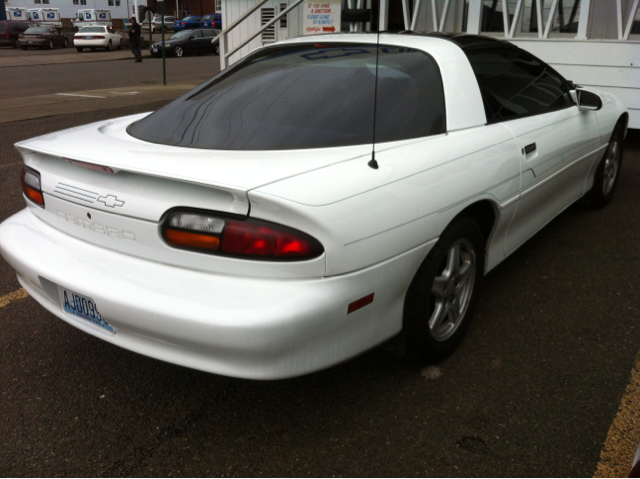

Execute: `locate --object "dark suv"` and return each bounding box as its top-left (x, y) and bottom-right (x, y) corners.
top-left (0, 21), bottom-right (30, 48)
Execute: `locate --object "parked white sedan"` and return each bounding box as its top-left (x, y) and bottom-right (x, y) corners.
top-left (0, 34), bottom-right (627, 379)
top-left (74, 26), bottom-right (122, 52)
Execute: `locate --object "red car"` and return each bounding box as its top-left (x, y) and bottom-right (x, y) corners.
top-left (0, 21), bottom-right (30, 48)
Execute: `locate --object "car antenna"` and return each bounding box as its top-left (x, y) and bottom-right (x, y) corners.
top-left (368, 12), bottom-right (381, 170)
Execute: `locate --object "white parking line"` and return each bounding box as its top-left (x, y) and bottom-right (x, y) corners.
top-left (110, 92), bottom-right (139, 95)
top-left (56, 93), bottom-right (107, 99)
top-left (0, 288), bottom-right (29, 309)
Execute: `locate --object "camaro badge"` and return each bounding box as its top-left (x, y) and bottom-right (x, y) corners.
top-left (97, 195), bottom-right (125, 208)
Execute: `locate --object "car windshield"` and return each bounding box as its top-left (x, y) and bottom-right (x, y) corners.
top-left (24, 27), bottom-right (48, 34)
top-left (202, 15), bottom-right (214, 20)
top-left (182, 17), bottom-right (197, 21)
top-left (79, 26), bottom-right (105, 32)
top-left (170, 30), bottom-right (192, 39)
top-left (128, 43), bottom-right (445, 150)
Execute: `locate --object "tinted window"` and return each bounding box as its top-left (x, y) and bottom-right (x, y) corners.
top-left (466, 48), bottom-right (572, 122)
top-left (0, 24), bottom-right (5, 32)
top-left (190, 30), bottom-right (202, 38)
top-left (80, 26), bottom-right (105, 32)
top-left (25, 27), bottom-right (48, 34)
top-left (128, 44), bottom-right (445, 150)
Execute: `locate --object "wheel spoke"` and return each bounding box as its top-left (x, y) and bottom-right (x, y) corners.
top-left (429, 300), bottom-right (448, 331)
top-left (458, 261), bottom-right (472, 283)
top-left (448, 296), bottom-right (460, 322)
top-left (445, 244), bottom-right (460, 276)
top-left (431, 276), bottom-right (447, 298)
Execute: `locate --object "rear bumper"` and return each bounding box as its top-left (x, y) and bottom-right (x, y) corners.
top-left (19, 39), bottom-right (47, 47)
top-left (0, 208), bottom-right (429, 379)
top-left (74, 39), bottom-right (111, 47)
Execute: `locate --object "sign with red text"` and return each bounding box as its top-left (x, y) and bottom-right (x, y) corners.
top-left (303, 1), bottom-right (341, 35)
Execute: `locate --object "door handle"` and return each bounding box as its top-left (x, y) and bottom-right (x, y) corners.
top-left (523, 143), bottom-right (537, 155)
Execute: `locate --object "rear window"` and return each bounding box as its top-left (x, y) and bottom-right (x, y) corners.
top-left (25, 27), bottom-right (48, 34)
top-left (79, 26), bottom-right (105, 32)
top-left (128, 43), bottom-right (445, 150)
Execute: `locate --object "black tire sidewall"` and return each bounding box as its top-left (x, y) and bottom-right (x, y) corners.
top-left (405, 215), bottom-right (485, 362)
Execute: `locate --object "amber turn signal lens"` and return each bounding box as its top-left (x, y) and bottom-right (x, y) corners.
top-left (165, 229), bottom-right (220, 251)
top-left (20, 166), bottom-right (45, 207)
top-left (25, 187), bottom-right (44, 205)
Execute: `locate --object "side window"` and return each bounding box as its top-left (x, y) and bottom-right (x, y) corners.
top-left (190, 30), bottom-right (202, 38)
top-left (466, 48), bottom-right (572, 123)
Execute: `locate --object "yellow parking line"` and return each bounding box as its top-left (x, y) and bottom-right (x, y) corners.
top-left (594, 352), bottom-right (640, 477)
top-left (0, 288), bottom-right (29, 309)
top-left (0, 162), bottom-right (23, 170)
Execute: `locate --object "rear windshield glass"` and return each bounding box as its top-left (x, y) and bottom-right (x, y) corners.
top-left (128, 43), bottom-right (445, 150)
top-left (171, 30), bottom-right (192, 39)
top-left (79, 26), bottom-right (105, 32)
top-left (25, 27), bottom-right (48, 34)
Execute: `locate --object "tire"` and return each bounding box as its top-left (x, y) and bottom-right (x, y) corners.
top-left (49, 39), bottom-right (54, 50)
top-left (214, 42), bottom-right (220, 55)
top-left (76, 47), bottom-right (83, 52)
top-left (589, 125), bottom-right (624, 208)
top-left (21, 46), bottom-right (28, 50)
top-left (174, 45), bottom-right (184, 57)
top-left (90, 47), bottom-right (96, 51)
top-left (107, 40), bottom-right (112, 51)
top-left (12, 40), bottom-right (19, 49)
top-left (118, 40), bottom-right (122, 50)
top-left (405, 215), bottom-right (485, 362)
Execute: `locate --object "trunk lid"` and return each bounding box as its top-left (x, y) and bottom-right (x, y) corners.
top-left (17, 113), bottom-right (372, 221)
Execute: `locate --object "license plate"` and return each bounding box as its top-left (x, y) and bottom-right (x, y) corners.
top-left (27, 41), bottom-right (33, 44)
top-left (60, 288), bottom-right (114, 334)
top-left (85, 36), bottom-right (94, 39)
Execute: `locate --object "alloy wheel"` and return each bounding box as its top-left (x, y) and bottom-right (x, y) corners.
top-left (602, 138), bottom-right (620, 196)
top-left (428, 238), bottom-right (476, 342)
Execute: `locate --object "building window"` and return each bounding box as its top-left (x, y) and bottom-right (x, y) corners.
top-left (280, 3), bottom-right (287, 28)
top-left (108, 0), bottom-right (113, 5)
top-left (261, 7), bottom-right (276, 43)
top-left (34, 0), bottom-right (41, 4)
top-left (116, 0), bottom-right (120, 5)
top-left (215, 0), bottom-right (221, 13)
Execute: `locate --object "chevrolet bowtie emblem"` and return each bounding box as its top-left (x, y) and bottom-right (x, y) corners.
top-left (97, 195), bottom-right (125, 208)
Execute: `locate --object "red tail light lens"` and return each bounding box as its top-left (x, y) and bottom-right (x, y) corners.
top-left (20, 166), bottom-right (45, 207)
top-left (163, 211), bottom-right (323, 261)
top-left (93, 35), bottom-right (105, 39)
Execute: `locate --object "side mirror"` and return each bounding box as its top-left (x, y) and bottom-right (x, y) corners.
top-left (575, 88), bottom-right (603, 111)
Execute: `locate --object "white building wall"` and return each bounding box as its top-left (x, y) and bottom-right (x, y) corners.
top-left (223, 0), bottom-right (299, 65)
top-left (4, 0), bottom-right (146, 19)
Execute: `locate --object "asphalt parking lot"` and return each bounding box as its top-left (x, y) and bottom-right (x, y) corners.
top-left (0, 48), bottom-right (639, 477)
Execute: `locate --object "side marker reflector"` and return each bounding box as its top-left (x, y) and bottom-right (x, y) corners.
top-left (348, 293), bottom-right (374, 314)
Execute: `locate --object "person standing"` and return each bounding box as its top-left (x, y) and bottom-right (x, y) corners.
top-left (128, 16), bottom-right (142, 62)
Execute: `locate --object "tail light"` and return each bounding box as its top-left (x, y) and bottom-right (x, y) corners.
top-left (20, 166), bottom-right (45, 207)
top-left (93, 35), bottom-right (105, 39)
top-left (162, 211), bottom-right (324, 261)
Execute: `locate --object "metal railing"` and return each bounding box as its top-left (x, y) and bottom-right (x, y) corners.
top-left (213, 0), bottom-right (303, 70)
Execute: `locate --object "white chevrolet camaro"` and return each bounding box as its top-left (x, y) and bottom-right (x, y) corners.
top-left (0, 34), bottom-right (627, 379)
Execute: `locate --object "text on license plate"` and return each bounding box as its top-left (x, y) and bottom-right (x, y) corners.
top-left (85, 36), bottom-right (94, 39)
top-left (60, 288), bottom-right (114, 333)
